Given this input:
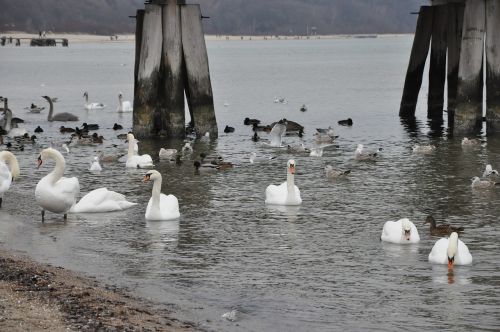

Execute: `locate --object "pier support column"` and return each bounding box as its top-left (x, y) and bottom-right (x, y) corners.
top-left (454, 0), bottom-right (485, 135)
top-left (446, 3), bottom-right (465, 116)
top-left (181, 5), bottom-right (218, 138)
top-left (399, 6), bottom-right (434, 117)
top-left (133, 5), bottom-right (163, 138)
top-left (134, 9), bottom-right (145, 97)
top-left (428, 5), bottom-right (448, 119)
top-left (485, 0), bottom-right (500, 134)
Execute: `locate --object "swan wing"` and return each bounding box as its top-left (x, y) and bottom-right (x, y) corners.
top-left (381, 220), bottom-right (402, 243)
top-left (70, 188), bottom-right (137, 213)
top-left (0, 163), bottom-right (12, 194)
top-left (146, 194), bottom-right (180, 220)
top-left (265, 182), bottom-right (287, 205)
top-left (428, 238), bottom-right (449, 264)
top-left (455, 239), bottom-right (473, 265)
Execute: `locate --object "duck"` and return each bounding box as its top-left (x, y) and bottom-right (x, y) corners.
top-left (0, 151), bottom-right (20, 208)
top-left (43, 96), bottom-right (79, 122)
top-left (159, 148), bottom-right (178, 159)
top-left (299, 104), bottom-right (307, 112)
top-left (117, 92), bottom-right (133, 112)
top-left (113, 123), bottom-right (123, 130)
top-left (125, 133), bottom-right (153, 168)
top-left (412, 144), bottom-right (436, 154)
top-left (380, 218), bottom-right (420, 244)
top-left (143, 170), bottom-right (180, 220)
top-left (193, 161), bottom-right (219, 172)
top-left (69, 188), bottom-right (136, 213)
top-left (14, 133), bottom-right (36, 144)
top-left (483, 164), bottom-right (499, 178)
top-left (91, 133), bottom-right (104, 144)
top-left (251, 132), bottom-right (260, 142)
top-left (60, 126), bottom-right (75, 133)
top-left (471, 176), bottom-right (498, 189)
top-left (26, 103), bottom-right (45, 113)
top-left (34, 126), bottom-right (44, 133)
top-left (83, 92), bottom-right (105, 110)
top-left (252, 123), bottom-right (272, 132)
top-left (355, 144), bottom-right (382, 161)
top-left (269, 119), bottom-right (303, 132)
top-left (324, 165), bottom-right (350, 179)
top-left (3, 108), bottom-right (28, 137)
top-left (82, 123), bottom-right (99, 131)
top-left (316, 126), bottom-right (335, 136)
top-left (224, 125), bottom-right (235, 133)
top-left (338, 118), bottom-right (353, 126)
top-left (35, 147), bottom-right (80, 221)
top-left (244, 117), bottom-right (260, 126)
top-left (424, 216), bottom-right (464, 236)
top-left (428, 232), bottom-right (472, 269)
top-left (265, 159), bottom-right (302, 206)
top-left (89, 156), bottom-right (102, 172)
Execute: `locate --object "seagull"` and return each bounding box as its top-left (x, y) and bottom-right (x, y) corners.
top-left (249, 152), bottom-right (276, 164)
top-left (310, 144), bottom-right (336, 157)
top-left (412, 144), bottom-right (436, 154)
top-left (483, 164), bottom-right (499, 178)
top-left (325, 165), bottom-right (351, 179)
top-left (355, 144), bottom-right (382, 161)
top-left (471, 176), bottom-right (498, 189)
top-left (266, 120), bottom-right (287, 147)
top-left (461, 137), bottom-right (482, 146)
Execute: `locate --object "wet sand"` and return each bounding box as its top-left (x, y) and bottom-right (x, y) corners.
top-left (0, 249), bottom-right (198, 331)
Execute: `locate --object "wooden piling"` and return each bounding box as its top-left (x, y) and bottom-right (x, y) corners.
top-left (454, 0), bottom-right (485, 134)
top-left (485, 0), bottom-right (500, 134)
top-left (428, 5), bottom-right (448, 119)
top-left (446, 3), bottom-right (465, 115)
top-left (399, 6), bottom-right (434, 117)
top-left (181, 4), bottom-right (218, 137)
top-left (133, 5), bottom-right (163, 138)
top-left (160, 0), bottom-right (185, 137)
top-left (134, 9), bottom-right (145, 97)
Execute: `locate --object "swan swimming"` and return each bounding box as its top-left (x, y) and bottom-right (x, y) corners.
top-left (428, 232), bottom-right (472, 269)
top-left (126, 133), bottom-right (153, 168)
top-left (89, 156), bottom-right (102, 172)
top-left (69, 188), bottom-right (137, 213)
top-left (143, 170), bottom-right (180, 220)
top-left (265, 159), bottom-right (302, 206)
top-left (83, 91), bottom-right (105, 110)
top-left (0, 151), bottom-right (20, 208)
top-left (381, 218), bottom-right (420, 244)
top-left (117, 92), bottom-right (133, 112)
top-left (3, 108), bottom-right (27, 137)
top-left (35, 148), bottom-right (80, 221)
top-left (42, 96), bottom-right (79, 122)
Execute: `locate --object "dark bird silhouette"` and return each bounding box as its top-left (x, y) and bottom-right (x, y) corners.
top-left (424, 216), bottom-right (464, 236)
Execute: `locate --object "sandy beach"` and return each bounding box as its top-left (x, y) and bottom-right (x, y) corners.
top-left (0, 249), bottom-right (197, 331)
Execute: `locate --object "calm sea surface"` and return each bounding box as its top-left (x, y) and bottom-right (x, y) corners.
top-left (0, 36), bottom-right (499, 331)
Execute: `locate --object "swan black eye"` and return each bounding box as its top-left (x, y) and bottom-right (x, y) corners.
top-left (37, 155), bottom-right (41, 161)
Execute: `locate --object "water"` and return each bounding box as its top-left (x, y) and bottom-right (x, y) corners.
top-left (1, 36), bottom-right (499, 331)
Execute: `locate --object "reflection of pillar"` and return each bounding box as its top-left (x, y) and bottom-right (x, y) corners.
top-left (485, 0), bottom-right (500, 134)
top-left (446, 3), bottom-right (465, 115)
top-left (428, 5), bottom-right (448, 119)
top-left (454, 0), bottom-right (485, 135)
top-left (399, 7), bottom-right (433, 117)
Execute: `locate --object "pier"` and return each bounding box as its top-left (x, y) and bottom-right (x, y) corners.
top-left (0, 36), bottom-right (68, 47)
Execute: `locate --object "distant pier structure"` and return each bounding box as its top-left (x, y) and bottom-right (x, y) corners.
top-left (0, 37), bottom-right (68, 47)
top-left (133, 0), bottom-right (217, 139)
top-left (400, 0), bottom-right (500, 135)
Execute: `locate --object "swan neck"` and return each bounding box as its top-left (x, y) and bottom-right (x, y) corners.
top-left (47, 98), bottom-right (54, 121)
top-left (287, 171), bottom-right (295, 194)
top-left (151, 177), bottom-right (162, 208)
top-left (0, 151), bottom-right (19, 178)
top-left (48, 150), bottom-right (65, 182)
top-left (127, 139), bottom-right (135, 157)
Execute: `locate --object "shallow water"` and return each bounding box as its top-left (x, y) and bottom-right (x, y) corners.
top-left (0, 37), bottom-right (499, 331)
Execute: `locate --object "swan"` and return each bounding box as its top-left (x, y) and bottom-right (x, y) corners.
top-left (381, 218), bottom-right (420, 244)
top-left (355, 144), bottom-right (382, 161)
top-left (3, 108), bottom-right (27, 137)
top-left (42, 96), bottom-right (79, 122)
top-left (69, 188), bottom-right (136, 213)
top-left (265, 159), bottom-right (302, 206)
top-left (83, 92), bottom-right (105, 110)
top-left (0, 151), bottom-right (20, 208)
top-left (483, 164), bottom-right (499, 177)
top-left (35, 147), bottom-right (80, 221)
top-left (89, 156), bottom-right (102, 172)
top-left (159, 148), bottom-right (178, 159)
top-left (143, 170), bottom-right (180, 220)
top-left (126, 133), bottom-right (153, 168)
top-left (117, 92), bottom-right (133, 112)
top-left (428, 232), bottom-right (472, 269)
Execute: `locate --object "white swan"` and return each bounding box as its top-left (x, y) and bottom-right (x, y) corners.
top-left (117, 92), bottom-right (133, 112)
top-left (83, 91), bottom-right (105, 110)
top-left (143, 170), bottom-right (180, 220)
top-left (0, 151), bottom-right (20, 208)
top-left (69, 188), bottom-right (136, 213)
top-left (89, 157), bottom-right (102, 172)
top-left (126, 133), bottom-right (153, 168)
top-left (35, 148), bottom-right (80, 221)
top-left (3, 108), bottom-right (27, 137)
top-left (265, 159), bottom-right (301, 206)
top-left (381, 218), bottom-right (420, 244)
top-left (43, 96), bottom-right (79, 121)
top-left (428, 232), bottom-right (472, 269)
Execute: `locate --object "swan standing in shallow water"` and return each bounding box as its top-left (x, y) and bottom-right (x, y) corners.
top-left (143, 170), bottom-right (180, 220)
top-left (126, 133), bottom-right (153, 168)
top-left (117, 92), bottom-right (133, 112)
top-left (83, 91), bottom-right (105, 110)
top-left (35, 148), bottom-right (80, 221)
top-left (42, 96), bottom-right (79, 122)
top-left (428, 232), bottom-right (472, 269)
top-left (69, 188), bottom-right (137, 213)
top-left (381, 218), bottom-right (420, 244)
top-left (0, 151), bottom-right (20, 208)
top-left (265, 159), bottom-right (302, 206)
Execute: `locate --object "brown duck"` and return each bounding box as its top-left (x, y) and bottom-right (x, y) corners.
top-left (424, 216), bottom-right (464, 236)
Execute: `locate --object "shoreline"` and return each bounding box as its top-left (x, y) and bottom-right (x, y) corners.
top-left (0, 248), bottom-right (198, 331)
top-left (0, 31), bottom-right (411, 44)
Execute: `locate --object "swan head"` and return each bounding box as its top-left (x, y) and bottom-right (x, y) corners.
top-left (41, 95), bottom-right (51, 102)
top-left (287, 160), bottom-right (296, 175)
top-left (401, 218), bottom-right (412, 241)
top-left (127, 133), bottom-right (136, 143)
top-left (447, 232), bottom-right (459, 269)
top-left (37, 147), bottom-right (61, 168)
top-left (143, 170), bottom-right (161, 183)
top-left (83, 91), bottom-right (88, 98)
top-left (471, 176), bottom-right (480, 185)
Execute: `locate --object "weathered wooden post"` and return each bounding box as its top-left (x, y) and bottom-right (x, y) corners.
top-left (133, 9), bottom-right (145, 97)
top-left (454, 0), bottom-right (485, 134)
top-left (399, 6), bottom-right (434, 117)
top-left (428, 5), bottom-right (448, 119)
top-left (446, 3), bottom-right (465, 115)
top-left (485, 0), bottom-right (500, 133)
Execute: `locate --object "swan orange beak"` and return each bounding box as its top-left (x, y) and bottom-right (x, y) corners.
top-left (289, 165), bottom-right (295, 174)
top-left (142, 174), bottom-right (150, 183)
top-left (448, 257), bottom-right (454, 270)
